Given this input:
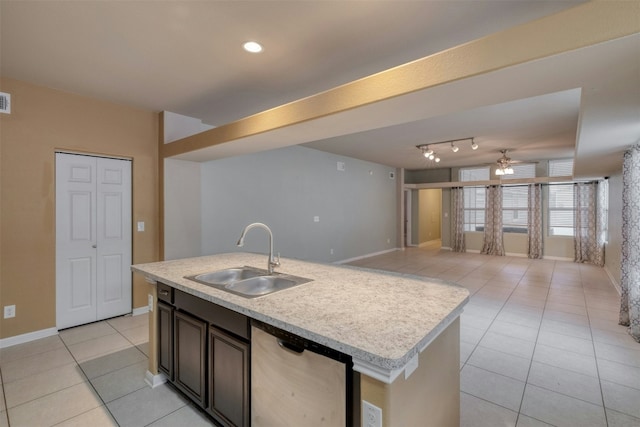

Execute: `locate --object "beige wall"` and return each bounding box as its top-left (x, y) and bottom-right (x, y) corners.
top-left (360, 319), bottom-right (460, 427)
top-left (0, 77), bottom-right (159, 339)
top-left (418, 189), bottom-right (442, 244)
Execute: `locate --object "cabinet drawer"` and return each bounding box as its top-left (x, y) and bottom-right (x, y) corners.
top-left (157, 282), bottom-right (174, 304)
top-left (175, 290), bottom-right (249, 340)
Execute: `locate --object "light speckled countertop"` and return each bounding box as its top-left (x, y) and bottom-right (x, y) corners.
top-left (132, 253), bottom-right (468, 381)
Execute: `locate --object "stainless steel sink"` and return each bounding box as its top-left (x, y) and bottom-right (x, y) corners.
top-left (186, 266), bottom-right (312, 298)
top-left (192, 267), bottom-right (264, 285)
top-left (225, 276), bottom-right (300, 297)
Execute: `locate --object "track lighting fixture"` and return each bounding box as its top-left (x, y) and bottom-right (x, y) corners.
top-left (416, 137), bottom-right (476, 163)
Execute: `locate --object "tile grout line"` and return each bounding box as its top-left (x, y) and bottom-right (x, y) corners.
top-left (58, 330), bottom-right (119, 425)
top-left (57, 318), bottom-right (149, 426)
top-left (512, 259), bottom-right (554, 427)
top-left (581, 265), bottom-right (611, 427)
top-left (0, 365), bottom-right (10, 427)
top-left (459, 256), bottom-right (543, 425)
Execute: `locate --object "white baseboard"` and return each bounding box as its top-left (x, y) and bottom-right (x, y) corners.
top-left (145, 370), bottom-right (168, 388)
top-left (543, 255), bottom-right (574, 261)
top-left (0, 327), bottom-right (58, 349)
top-left (603, 265), bottom-right (622, 295)
top-left (132, 306), bottom-right (150, 316)
top-left (418, 239), bottom-right (441, 247)
top-left (505, 252), bottom-right (528, 258)
top-left (440, 246), bottom-right (452, 251)
top-left (335, 248), bottom-right (400, 265)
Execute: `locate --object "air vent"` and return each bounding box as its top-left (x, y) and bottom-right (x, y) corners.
top-left (0, 92), bottom-right (10, 114)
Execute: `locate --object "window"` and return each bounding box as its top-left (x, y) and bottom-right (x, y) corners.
top-left (548, 160), bottom-right (576, 236)
top-left (548, 183), bottom-right (574, 236)
top-left (502, 164), bottom-right (535, 233)
top-left (460, 167), bottom-right (490, 182)
top-left (460, 167), bottom-right (489, 232)
top-left (503, 186), bottom-right (528, 233)
top-left (549, 158), bottom-right (574, 177)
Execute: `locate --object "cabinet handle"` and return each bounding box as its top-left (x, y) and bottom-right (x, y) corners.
top-left (159, 290), bottom-right (169, 296)
top-left (278, 339), bottom-right (305, 354)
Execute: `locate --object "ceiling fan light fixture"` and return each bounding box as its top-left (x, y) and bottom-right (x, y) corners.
top-left (495, 168), bottom-right (505, 176)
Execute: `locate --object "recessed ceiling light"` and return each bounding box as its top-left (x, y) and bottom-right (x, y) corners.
top-left (243, 41), bottom-right (263, 53)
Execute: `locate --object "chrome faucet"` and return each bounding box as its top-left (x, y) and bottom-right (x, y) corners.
top-left (236, 223), bottom-right (280, 274)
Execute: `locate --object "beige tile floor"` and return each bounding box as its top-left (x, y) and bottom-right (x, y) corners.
top-left (349, 243), bottom-right (640, 427)
top-left (0, 245), bottom-right (638, 426)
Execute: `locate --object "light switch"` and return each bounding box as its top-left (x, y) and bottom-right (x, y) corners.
top-left (137, 221), bottom-right (145, 232)
top-left (313, 216), bottom-right (320, 223)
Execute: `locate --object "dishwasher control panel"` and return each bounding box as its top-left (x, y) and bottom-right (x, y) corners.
top-left (252, 320), bottom-right (352, 363)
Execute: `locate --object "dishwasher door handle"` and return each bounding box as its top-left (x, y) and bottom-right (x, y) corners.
top-left (277, 339), bottom-right (305, 354)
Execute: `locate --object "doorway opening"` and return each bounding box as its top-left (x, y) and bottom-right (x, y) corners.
top-left (415, 188), bottom-right (443, 250)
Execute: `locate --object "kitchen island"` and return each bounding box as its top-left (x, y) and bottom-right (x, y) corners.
top-left (132, 252), bottom-right (469, 426)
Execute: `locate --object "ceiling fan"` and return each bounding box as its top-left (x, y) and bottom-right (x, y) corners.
top-left (495, 149), bottom-right (520, 175)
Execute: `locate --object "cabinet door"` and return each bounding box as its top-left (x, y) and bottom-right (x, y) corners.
top-left (157, 301), bottom-right (173, 379)
top-left (174, 310), bottom-right (207, 407)
top-left (208, 327), bottom-right (249, 427)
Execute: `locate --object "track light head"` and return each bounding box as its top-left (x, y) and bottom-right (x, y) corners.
top-left (451, 143), bottom-right (459, 153)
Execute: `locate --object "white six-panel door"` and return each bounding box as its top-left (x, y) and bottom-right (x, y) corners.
top-left (56, 153), bottom-right (132, 330)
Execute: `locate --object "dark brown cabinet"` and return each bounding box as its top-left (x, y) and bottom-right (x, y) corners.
top-left (156, 283), bottom-right (250, 426)
top-left (208, 327), bottom-right (250, 427)
top-left (173, 310), bottom-right (207, 407)
top-left (157, 301), bottom-right (173, 379)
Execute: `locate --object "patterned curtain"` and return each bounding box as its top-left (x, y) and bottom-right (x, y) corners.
top-left (574, 182), bottom-right (605, 266)
top-left (481, 185), bottom-right (504, 256)
top-left (620, 144), bottom-right (640, 342)
top-left (597, 179), bottom-right (608, 266)
top-left (527, 184), bottom-right (543, 259)
top-left (451, 187), bottom-right (466, 252)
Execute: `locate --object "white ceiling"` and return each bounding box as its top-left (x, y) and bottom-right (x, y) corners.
top-left (2, 1), bottom-right (639, 177)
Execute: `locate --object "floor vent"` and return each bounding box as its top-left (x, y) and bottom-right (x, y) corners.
top-left (0, 92), bottom-right (11, 114)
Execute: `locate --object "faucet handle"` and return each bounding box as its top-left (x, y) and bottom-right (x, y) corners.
top-left (273, 252), bottom-right (281, 267)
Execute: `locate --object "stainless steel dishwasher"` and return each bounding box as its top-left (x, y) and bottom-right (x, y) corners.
top-left (251, 320), bottom-right (356, 427)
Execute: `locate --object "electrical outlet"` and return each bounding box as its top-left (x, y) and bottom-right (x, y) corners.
top-left (4, 305), bottom-right (16, 319)
top-left (362, 400), bottom-right (382, 427)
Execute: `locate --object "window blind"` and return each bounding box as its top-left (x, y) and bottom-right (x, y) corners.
top-left (549, 159), bottom-right (574, 177)
top-left (460, 167), bottom-right (489, 232)
top-left (548, 183), bottom-right (574, 236)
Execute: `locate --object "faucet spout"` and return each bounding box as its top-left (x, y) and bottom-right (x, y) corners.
top-left (236, 222), bottom-right (280, 274)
